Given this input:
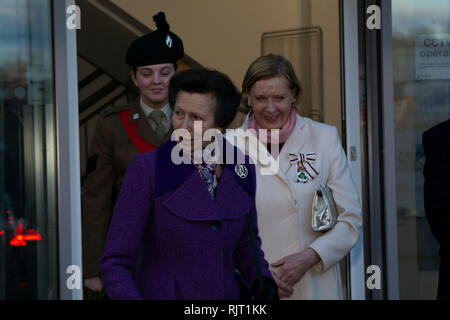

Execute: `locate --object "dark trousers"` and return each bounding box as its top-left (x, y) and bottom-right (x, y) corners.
top-left (438, 254), bottom-right (450, 300)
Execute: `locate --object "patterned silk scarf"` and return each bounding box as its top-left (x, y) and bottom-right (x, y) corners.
top-left (194, 162), bottom-right (218, 199)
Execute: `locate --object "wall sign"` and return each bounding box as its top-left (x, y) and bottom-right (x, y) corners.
top-left (415, 34), bottom-right (450, 80)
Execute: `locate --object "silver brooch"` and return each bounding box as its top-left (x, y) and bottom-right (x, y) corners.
top-left (235, 164), bottom-right (248, 179)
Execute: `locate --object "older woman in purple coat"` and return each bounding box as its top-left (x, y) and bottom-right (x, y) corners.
top-left (99, 69), bottom-right (277, 300)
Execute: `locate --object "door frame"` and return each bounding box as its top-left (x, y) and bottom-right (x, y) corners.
top-left (356, 0), bottom-right (399, 300)
top-left (53, 0), bottom-right (83, 300)
top-left (340, 0), bottom-right (366, 300)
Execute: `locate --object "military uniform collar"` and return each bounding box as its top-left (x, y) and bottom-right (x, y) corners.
top-left (126, 101), bottom-right (172, 146)
top-left (139, 98), bottom-right (172, 122)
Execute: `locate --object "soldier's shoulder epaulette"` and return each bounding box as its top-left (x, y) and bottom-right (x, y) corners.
top-left (100, 102), bottom-right (136, 119)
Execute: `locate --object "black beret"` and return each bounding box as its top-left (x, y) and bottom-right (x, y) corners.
top-left (126, 12), bottom-right (184, 68)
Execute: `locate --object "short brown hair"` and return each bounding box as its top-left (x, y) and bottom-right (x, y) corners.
top-left (241, 54), bottom-right (302, 108)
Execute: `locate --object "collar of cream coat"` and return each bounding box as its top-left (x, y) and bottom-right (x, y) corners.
top-left (228, 111), bottom-right (309, 185)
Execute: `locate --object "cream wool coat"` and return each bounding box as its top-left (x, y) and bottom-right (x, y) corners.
top-left (226, 114), bottom-right (362, 300)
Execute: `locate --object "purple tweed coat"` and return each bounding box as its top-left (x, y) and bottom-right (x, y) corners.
top-left (99, 139), bottom-right (272, 300)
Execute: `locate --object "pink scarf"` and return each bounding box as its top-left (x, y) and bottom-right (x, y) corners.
top-left (247, 106), bottom-right (297, 144)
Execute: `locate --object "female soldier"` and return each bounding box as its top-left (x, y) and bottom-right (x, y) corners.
top-left (82, 12), bottom-right (183, 298)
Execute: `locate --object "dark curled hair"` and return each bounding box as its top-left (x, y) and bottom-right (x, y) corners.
top-left (168, 68), bottom-right (241, 128)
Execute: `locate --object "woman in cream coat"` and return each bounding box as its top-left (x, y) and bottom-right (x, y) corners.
top-left (227, 54), bottom-right (362, 300)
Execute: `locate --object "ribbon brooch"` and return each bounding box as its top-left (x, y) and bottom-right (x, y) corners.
top-left (289, 152), bottom-right (319, 183)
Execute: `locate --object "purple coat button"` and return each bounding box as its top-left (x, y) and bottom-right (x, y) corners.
top-left (211, 221), bottom-right (221, 231)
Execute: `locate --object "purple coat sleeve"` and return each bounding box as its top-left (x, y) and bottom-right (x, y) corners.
top-left (99, 154), bottom-right (153, 300)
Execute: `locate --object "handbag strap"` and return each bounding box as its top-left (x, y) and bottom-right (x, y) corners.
top-left (247, 211), bottom-right (264, 297)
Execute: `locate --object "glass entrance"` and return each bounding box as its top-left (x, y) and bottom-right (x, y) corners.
top-left (392, 0), bottom-right (450, 299)
top-left (0, 0), bottom-right (58, 299)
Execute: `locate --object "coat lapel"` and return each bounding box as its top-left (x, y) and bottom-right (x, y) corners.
top-left (237, 114), bottom-right (279, 177)
top-left (237, 114), bottom-right (310, 187)
top-left (163, 170), bottom-right (222, 221)
top-left (217, 138), bottom-right (255, 220)
top-left (156, 139), bottom-right (252, 222)
top-left (214, 167), bottom-right (253, 221)
top-left (129, 103), bottom-right (169, 147)
top-left (278, 115), bottom-right (309, 177)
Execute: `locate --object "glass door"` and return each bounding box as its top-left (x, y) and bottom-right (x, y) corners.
top-left (391, 0), bottom-right (449, 299)
top-left (0, 0), bottom-right (58, 299)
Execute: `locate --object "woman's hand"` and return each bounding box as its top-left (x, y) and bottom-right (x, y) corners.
top-left (271, 248), bottom-right (321, 288)
top-left (271, 271), bottom-right (294, 299)
top-left (84, 277), bottom-right (103, 292)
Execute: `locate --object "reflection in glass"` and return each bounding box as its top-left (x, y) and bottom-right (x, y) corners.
top-left (0, 0), bottom-right (58, 299)
top-left (392, 0), bottom-right (450, 299)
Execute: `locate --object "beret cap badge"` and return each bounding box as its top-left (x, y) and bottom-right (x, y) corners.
top-left (166, 35), bottom-right (172, 48)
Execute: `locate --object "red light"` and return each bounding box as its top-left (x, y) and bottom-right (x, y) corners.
top-left (23, 234), bottom-right (41, 241)
top-left (9, 233), bottom-right (41, 246)
top-left (5, 210), bottom-right (10, 215)
top-left (0, 230), bottom-right (4, 235)
top-left (10, 237), bottom-right (26, 246)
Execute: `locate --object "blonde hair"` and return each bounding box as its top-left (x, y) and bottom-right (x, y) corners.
top-left (241, 54), bottom-right (302, 109)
